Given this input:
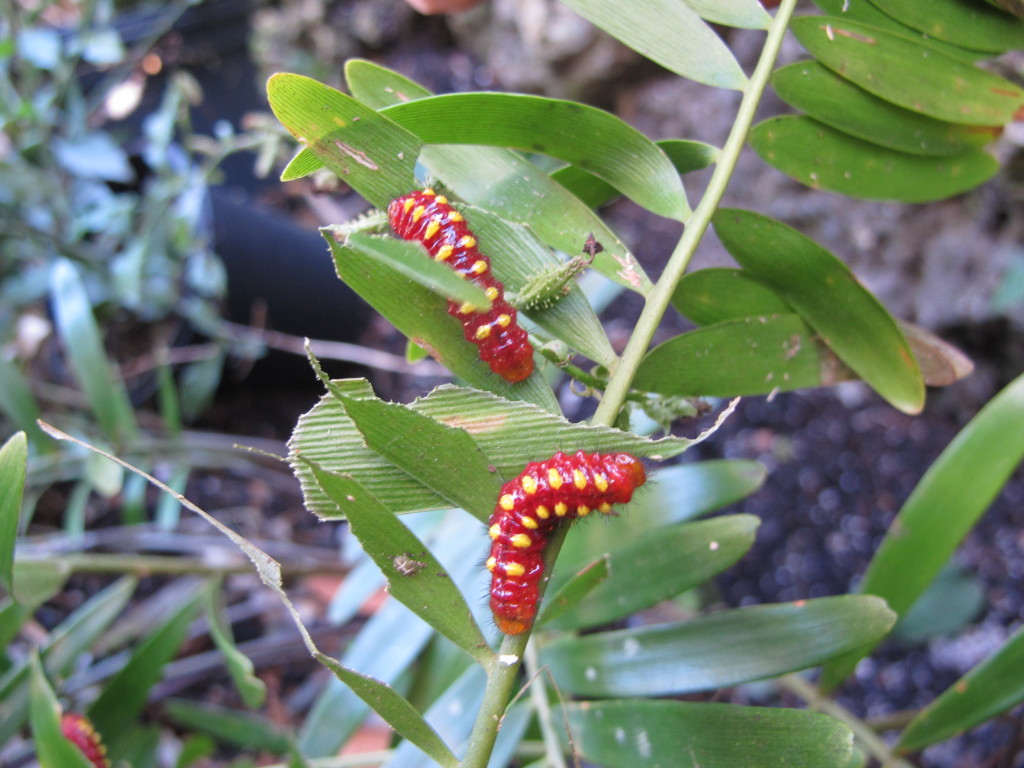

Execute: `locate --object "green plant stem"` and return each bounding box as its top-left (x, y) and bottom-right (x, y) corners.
top-left (462, 4), bottom-right (799, 765)
top-left (11, 552), bottom-right (349, 577)
top-left (781, 674), bottom-right (917, 768)
top-left (524, 641), bottom-right (568, 768)
top-left (592, 0), bottom-right (798, 428)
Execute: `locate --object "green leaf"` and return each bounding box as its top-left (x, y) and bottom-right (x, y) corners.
top-left (635, 313), bottom-right (847, 398)
top-left (558, 0), bottom-right (747, 89)
top-left (346, 232), bottom-right (493, 310)
top-left (536, 555), bottom-right (610, 627)
top-left (206, 590), bottom-right (267, 709)
top-left (304, 460), bottom-right (492, 666)
top-left (551, 139), bottom-right (718, 210)
top-left (344, 59), bottom-right (652, 296)
top-left (548, 515), bottom-right (760, 630)
top-left (771, 61), bottom-right (1000, 157)
top-left (338, 394), bottom-right (502, 522)
top-left (821, 372), bottom-right (1024, 689)
top-left (163, 700), bottom-right (294, 753)
top-left (28, 657), bottom-right (94, 768)
top-left (543, 596), bottom-right (896, 697)
top-left (673, 268), bottom-right (973, 388)
top-left (50, 260), bottom-right (138, 444)
top-left (809, 0), bottom-right (993, 62)
top-left (380, 93), bottom-right (688, 220)
top-left (712, 209), bottom-right (924, 413)
top-left (280, 146), bottom-right (324, 181)
top-left (266, 73), bottom-right (420, 208)
top-left (325, 233), bottom-right (559, 411)
top-left (683, 0), bottom-right (771, 29)
top-left (898, 624), bottom-right (1024, 752)
top-left (0, 432), bottom-right (26, 594)
top-left (866, 0), bottom-right (1024, 52)
top-left (790, 17), bottom-right (1024, 126)
top-left (564, 699), bottom-right (853, 768)
top-left (290, 382), bottom-right (695, 519)
top-left (893, 564), bottom-right (985, 643)
top-left (87, 582), bottom-right (204, 754)
top-left (12, 561), bottom-right (71, 607)
top-left (749, 116), bottom-right (999, 202)
top-left (0, 359), bottom-right (48, 448)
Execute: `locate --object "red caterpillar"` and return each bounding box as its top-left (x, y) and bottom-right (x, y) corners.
top-left (388, 189), bottom-right (534, 383)
top-left (486, 451), bottom-right (647, 635)
top-left (61, 713), bottom-right (110, 768)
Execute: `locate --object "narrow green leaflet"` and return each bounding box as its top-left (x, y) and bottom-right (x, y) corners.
top-left (771, 62), bottom-right (999, 157)
top-left (163, 700), bottom-right (295, 754)
top-left (346, 233), bottom-right (492, 311)
top-left (266, 73), bottom-right (420, 208)
top-left (306, 462), bottom-right (491, 665)
top-left (750, 116), bottom-right (999, 202)
top-left (542, 596), bottom-right (896, 697)
top-left (866, 0), bottom-right (1024, 52)
top-left (50, 260), bottom-right (138, 444)
top-left (898, 625), bottom-right (1024, 752)
top-left (0, 359), bottom-right (48, 448)
top-left (683, 0), bottom-right (771, 29)
top-left (790, 17), bottom-right (1024, 126)
top-left (564, 700), bottom-right (853, 768)
top-left (338, 394), bottom-right (502, 522)
top-left (28, 657), bottom-right (94, 768)
top-left (326, 234), bottom-right (560, 412)
top-left (380, 93), bottom-right (688, 220)
top-left (536, 556), bottom-right (610, 627)
top-left (206, 590), bottom-right (267, 709)
top-left (635, 313), bottom-right (847, 397)
top-left (551, 139), bottom-right (718, 211)
top-left (675, 267), bottom-right (973, 388)
top-left (547, 515), bottom-right (760, 630)
top-left (289, 382), bottom-right (697, 519)
top-left (821, 373), bottom-right (1024, 690)
top-left (558, 0), bottom-right (747, 89)
top-left (344, 58), bottom-right (653, 296)
top-left (0, 432), bottom-right (26, 594)
top-left (87, 582), bottom-right (204, 754)
top-left (713, 209), bottom-right (924, 413)
top-left (280, 146), bottom-right (324, 181)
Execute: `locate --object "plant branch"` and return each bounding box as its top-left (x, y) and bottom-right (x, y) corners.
top-left (592, 0), bottom-right (799, 427)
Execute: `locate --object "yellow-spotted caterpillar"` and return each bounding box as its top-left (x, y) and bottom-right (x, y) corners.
top-left (388, 189), bottom-right (534, 382)
top-left (62, 713), bottom-right (110, 768)
top-left (486, 451), bottom-right (646, 635)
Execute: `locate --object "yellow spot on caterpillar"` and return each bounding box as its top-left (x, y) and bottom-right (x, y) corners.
top-left (535, 505), bottom-right (550, 519)
top-left (470, 260), bottom-right (487, 275)
top-left (496, 314), bottom-right (512, 328)
top-left (573, 469), bottom-right (587, 490)
top-left (424, 216), bottom-right (441, 240)
top-left (554, 502), bottom-right (568, 517)
top-left (595, 473), bottom-right (609, 492)
top-left (475, 325), bottom-right (492, 340)
top-left (548, 468), bottom-right (563, 490)
top-left (412, 205), bottom-right (426, 223)
top-left (489, 523), bottom-right (501, 540)
top-left (450, 211), bottom-right (464, 222)
top-left (403, 197), bottom-right (415, 213)
top-left (499, 494), bottom-right (515, 511)
top-left (511, 533), bottom-right (532, 548)
top-left (435, 245), bottom-right (454, 261)
top-left (423, 188), bottom-right (435, 196)
top-left (599, 502), bottom-right (613, 514)
top-left (521, 516), bottom-right (538, 529)
top-left (460, 235), bottom-right (477, 248)
top-left (521, 475), bottom-right (538, 495)
top-left (459, 301), bottom-right (477, 314)
top-left (486, 556), bottom-right (497, 572)
top-left (485, 286), bottom-right (499, 301)
top-left (435, 195), bottom-right (448, 204)
top-left (504, 561), bottom-right (526, 577)
top-left (577, 505), bottom-right (591, 517)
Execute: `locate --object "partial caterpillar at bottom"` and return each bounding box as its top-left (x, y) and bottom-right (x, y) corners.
top-left (388, 188), bottom-right (534, 383)
top-left (486, 451), bottom-right (647, 635)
